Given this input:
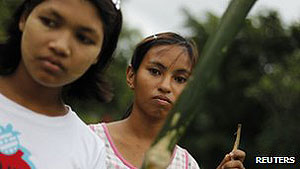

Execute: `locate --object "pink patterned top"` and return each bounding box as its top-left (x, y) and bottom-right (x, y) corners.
top-left (90, 123), bottom-right (200, 169)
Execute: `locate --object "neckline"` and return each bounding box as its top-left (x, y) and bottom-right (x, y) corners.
top-left (101, 123), bottom-right (177, 169)
top-left (0, 92), bottom-right (72, 122)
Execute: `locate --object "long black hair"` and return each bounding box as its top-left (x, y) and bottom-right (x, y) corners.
top-left (0, 0), bottom-right (123, 103)
top-left (122, 32), bottom-right (199, 119)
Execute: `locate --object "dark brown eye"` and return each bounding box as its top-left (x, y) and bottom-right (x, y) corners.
top-left (39, 16), bottom-right (58, 28)
top-left (174, 76), bottom-right (187, 84)
top-left (148, 68), bottom-right (161, 76)
top-left (75, 32), bottom-right (95, 45)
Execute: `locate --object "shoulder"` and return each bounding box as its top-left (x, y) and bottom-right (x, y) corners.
top-left (47, 107), bottom-right (107, 168)
top-left (174, 145), bottom-right (200, 169)
top-left (67, 109), bottom-right (105, 146)
top-left (62, 108), bottom-right (106, 155)
top-left (89, 122), bottom-right (107, 140)
top-left (68, 112), bottom-right (107, 168)
top-left (89, 122), bottom-right (104, 132)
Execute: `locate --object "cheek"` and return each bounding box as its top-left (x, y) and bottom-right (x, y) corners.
top-left (21, 26), bottom-right (41, 58)
top-left (136, 72), bottom-right (158, 92)
top-left (86, 44), bottom-right (102, 63)
top-left (134, 76), bottom-right (153, 97)
top-left (68, 48), bottom-right (99, 76)
top-left (134, 80), bottom-right (147, 96)
top-left (173, 84), bottom-right (187, 100)
top-left (23, 16), bottom-right (47, 43)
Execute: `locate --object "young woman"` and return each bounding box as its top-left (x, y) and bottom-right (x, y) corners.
top-left (0, 0), bottom-right (122, 168)
top-left (90, 32), bottom-right (246, 169)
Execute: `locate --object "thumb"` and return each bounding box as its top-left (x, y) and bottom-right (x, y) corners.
top-left (216, 154), bottom-right (231, 169)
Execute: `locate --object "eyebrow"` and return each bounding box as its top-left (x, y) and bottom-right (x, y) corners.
top-left (149, 61), bottom-right (191, 74)
top-left (77, 27), bottom-right (99, 38)
top-left (149, 61), bottom-right (167, 71)
top-left (45, 8), bottom-right (101, 39)
top-left (46, 8), bottom-right (64, 21)
top-left (175, 69), bottom-right (191, 75)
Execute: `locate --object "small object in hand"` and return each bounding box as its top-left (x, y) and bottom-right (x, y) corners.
top-left (231, 123), bottom-right (242, 160)
top-left (233, 123), bottom-right (242, 151)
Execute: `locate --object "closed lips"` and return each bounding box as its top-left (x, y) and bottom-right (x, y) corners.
top-left (153, 95), bottom-right (172, 104)
top-left (40, 57), bottom-right (65, 71)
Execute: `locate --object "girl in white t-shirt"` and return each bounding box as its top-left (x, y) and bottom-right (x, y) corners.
top-left (0, 0), bottom-right (122, 168)
top-left (90, 32), bottom-right (246, 169)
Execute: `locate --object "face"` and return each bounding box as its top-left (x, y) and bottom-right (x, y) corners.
top-left (18, 0), bottom-right (104, 87)
top-left (127, 45), bottom-right (193, 119)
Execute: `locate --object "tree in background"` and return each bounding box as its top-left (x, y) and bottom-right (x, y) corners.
top-left (0, 0), bottom-right (22, 42)
top-left (180, 10), bottom-right (300, 169)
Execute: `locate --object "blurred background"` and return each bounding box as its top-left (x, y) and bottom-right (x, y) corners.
top-left (1, 0), bottom-right (299, 168)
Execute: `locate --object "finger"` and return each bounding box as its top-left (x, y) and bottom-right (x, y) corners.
top-left (230, 149), bottom-right (246, 162)
top-left (222, 160), bottom-right (245, 169)
top-left (216, 154), bottom-right (231, 169)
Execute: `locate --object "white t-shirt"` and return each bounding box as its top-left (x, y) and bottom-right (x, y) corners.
top-left (0, 93), bottom-right (106, 169)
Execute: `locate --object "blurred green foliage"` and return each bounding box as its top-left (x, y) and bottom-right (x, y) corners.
top-left (0, 0), bottom-right (16, 42)
top-left (0, 1), bottom-right (299, 169)
top-left (180, 10), bottom-right (300, 169)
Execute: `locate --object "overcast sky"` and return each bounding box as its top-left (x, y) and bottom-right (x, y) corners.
top-left (122, 0), bottom-right (300, 36)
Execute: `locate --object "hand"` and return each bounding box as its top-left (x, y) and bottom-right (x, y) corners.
top-left (216, 149), bottom-right (246, 169)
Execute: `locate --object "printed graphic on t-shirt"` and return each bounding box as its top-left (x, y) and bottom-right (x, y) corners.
top-left (0, 124), bottom-right (35, 169)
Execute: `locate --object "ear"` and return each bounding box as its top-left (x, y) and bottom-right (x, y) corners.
top-left (19, 13), bottom-right (28, 32)
top-left (126, 65), bottom-right (135, 90)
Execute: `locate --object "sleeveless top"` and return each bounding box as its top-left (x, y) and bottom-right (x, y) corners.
top-left (90, 123), bottom-right (200, 169)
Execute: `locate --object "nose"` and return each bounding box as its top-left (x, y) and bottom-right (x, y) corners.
top-left (48, 32), bottom-right (71, 57)
top-left (158, 76), bottom-right (171, 94)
